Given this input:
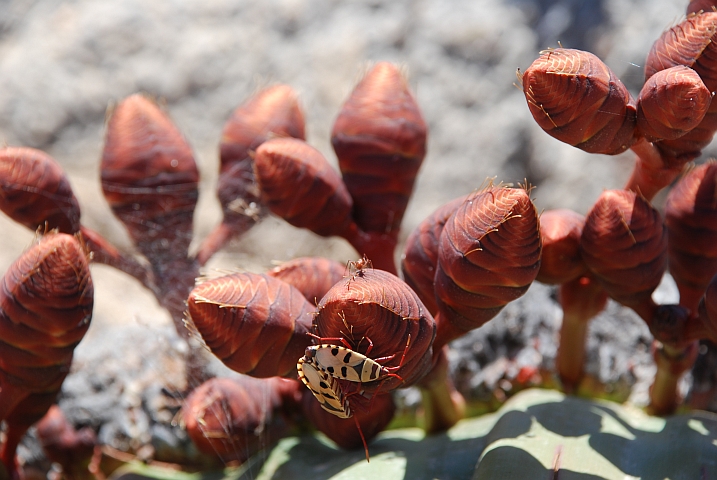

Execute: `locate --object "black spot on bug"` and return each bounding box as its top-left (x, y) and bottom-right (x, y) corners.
top-left (331, 348), bottom-right (339, 356)
top-left (343, 352), bottom-right (352, 363)
top-left (320, 381), bottom-right (329, 389)
top-left (327, 366), bottom-right (335, 374)
top-left (341, 366), bottom-right (348, 377)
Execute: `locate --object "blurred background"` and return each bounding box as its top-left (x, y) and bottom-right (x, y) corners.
top-left (0, 0), bottom-right (695, 276)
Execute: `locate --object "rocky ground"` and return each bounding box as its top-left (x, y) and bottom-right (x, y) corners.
top-left (1, 0), bottom-right (715, 473)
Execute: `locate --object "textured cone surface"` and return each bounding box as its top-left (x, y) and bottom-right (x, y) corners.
top-left (636, 66), bottom-right (710, 142)
top-left (183, 376), bottom-right (289, 464)
top-left (255, 137), bottom-right (353, 237)
top-left (688, 0), bottom-right (717, 15)
top-left (434, 187), bottom-right (541, 333)
top-left (101, 94), bottom-right (199, 257)
top-left (537, 209), bottom-right (586, 285)
top-left (217, 85), bottom-right (305, 226)
top-left (644, 13), bottom-right (717, 162)
top-left (0, 232), bottom-right (92, 467)
top-left (665, 162), bottom-right (717, 306)
top-left (267, 257), bottom-right (345, 304)
top-left (315, 268), bottom-right (435, 391)
top-left (332, 62), bottom-right (427, 238)
top-left (402, 195), bottom-right (468, 315)
top-left (0, 147), bottom-right (81, 233)
top-left (522, 48), bottom-right (636, 155)
top-left (652, 109), bottom-right (717, 163)
top-left (187, 272), bottom-right (314, 378)
top-left (645, 12), bottom-right (717, 91)
top-left (220, 84), bottom-right (305, 176)
top-left (581, 190), bottom-right (667, 307)
top-left (199, 84), bottom-right (306, 265)
top-left (0, 232), bottom-right (93, 391)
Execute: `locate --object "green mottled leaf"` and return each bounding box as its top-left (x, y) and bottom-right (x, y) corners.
top-left (114, 389), bottom-right (717, 479)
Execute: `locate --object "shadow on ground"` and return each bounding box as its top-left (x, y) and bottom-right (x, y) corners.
top-left (112, 389), bottom-right (717, 480)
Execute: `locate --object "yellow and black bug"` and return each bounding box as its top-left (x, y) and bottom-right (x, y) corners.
top-left (303, 333), bottom-right (410, 386)
top-left (304, 343), bottom-right (404, 383)
top-left (296, 356), bottom-right (351, 419)
top-left (297, 352), bottom-right (371, 462)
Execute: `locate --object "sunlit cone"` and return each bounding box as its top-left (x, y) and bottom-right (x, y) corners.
top-left (521, 48), bottom-right (637, 155)
top-left (665, 162), bottom-right (717, 311)
top-left (652, 111), bottom-right (717, 164)
top-left (537, 209), bottom-right (587, 285)
top-left (101, 94), bottom-right (201, 333)
top-left (433, 187), bottom-right (541, 347)
top-left (636, 66), bottom-right (710, 142)
top-left (644, 12), bottom-right (717, 162)
top-left (220, 85), bottom-right (306, 179)
top-left (401, 195), bottom-right (468, 315)
top-left (0, 232), bottom-right (93, 474)
top-left (580, 190), bottom-right (666, 320)
top-left (254, 137), bottom-right (354, 238)
top-left (0, 233), bottom-right (93, 395)
top-left (688, 0), bottom-right (717, 15)
top-left (267, 256), bottom-right (345, 304)
top-left (332, 62), bottom-right (427, 240)
top-left (0, 147), bottom-right (152, 288)
top-left (197, 85), bottom-right (306, 265)
top-left (314, 268), bottom-right (435, 392)
top-left (0, 147), bottom-right (80, 233)
top-left (645, 12), bottom-right (717, 91)
top-left (101, 94), bottom-right (199, 261)
top-left (186, 272), bottom-right (314, 378)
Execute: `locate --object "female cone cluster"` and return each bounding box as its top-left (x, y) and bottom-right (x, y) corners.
top-left (5, 4), bottom-right (717, 476)
top-left (186, 63), bottom-right (543, 456)
top-left (520, 2), bottom-right (717, 413)
top-left (0, 233), bottom-right (93, 478)
top-left (187, 185), bottom-right (542, 454)
top-left (0, 61), bottom-right (544, 470)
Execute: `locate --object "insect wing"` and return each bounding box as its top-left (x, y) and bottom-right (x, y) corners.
top-left (298, 357), bottom-right (351, 418)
